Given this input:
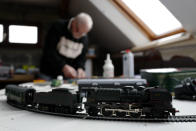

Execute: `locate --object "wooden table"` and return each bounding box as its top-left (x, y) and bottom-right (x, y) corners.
top-left (0, 74), bottom-right (34, 88)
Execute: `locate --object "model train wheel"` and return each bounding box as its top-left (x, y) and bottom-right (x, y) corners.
top-left (130, 112), bottom-right (141, 118)
top-left (145, 113), bottom-right (152, 118)
top-left (48, 105), bottom-right (55, 112)
top-left (151, 109), bottom-right (163, 118)
top-left (71, 108), bottom-right (77, 114)
top-left (38, 104), bottom-right (49, 111)
top-left (88, 107), bottom-right (98, 116)
top-left (102, 107), bottom-right (113, 117)
top-left (162, 112), bottom-right (170, 118)
top-left (62, 107), bottom-right (70, 114)
top-left (116, 111), bottom-right (126, 117)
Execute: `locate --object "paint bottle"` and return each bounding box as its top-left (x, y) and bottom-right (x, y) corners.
top-left (122, 49), bottom-right (134, 78)
top-left (103, 53), bottom-right (114, 78)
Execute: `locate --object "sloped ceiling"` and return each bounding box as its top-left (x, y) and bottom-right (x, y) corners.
top-left (69, 0), bottom-right (149, 52)
top-left (3, 0), bottom-right (195, 53)
top-left (2, 0), bottom-right (150, 52)
top-left (160, 0), bottom-right (196, 35)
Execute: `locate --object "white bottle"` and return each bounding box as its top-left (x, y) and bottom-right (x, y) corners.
top-left (123, 49), bottom-right (134, 78)
top-left (103, 54), bottom-right (114, 78)
top-left (57, 75), bottom-right (64, 84)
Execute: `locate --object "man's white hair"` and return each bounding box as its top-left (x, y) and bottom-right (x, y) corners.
top-left (75, 12), bottom-right (93, 31)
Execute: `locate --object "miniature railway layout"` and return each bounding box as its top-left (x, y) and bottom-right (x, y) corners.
top-left (7, 100), bottom-right (196, 122)
top-left (5, 79), bottom-right (196, 122)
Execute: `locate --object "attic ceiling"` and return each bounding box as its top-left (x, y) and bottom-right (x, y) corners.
top-left (1, 0), bottom-right (194, 53)
top-left (160, 0), bottom-right (196, 35)
top-left (0, 0), bottom-right (151, 53)
top-left (69, 0), bottom-right (149, 52)
top-left (2, 0), bottom-right (151, 52)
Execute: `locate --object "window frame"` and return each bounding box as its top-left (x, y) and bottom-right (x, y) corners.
top-left (0, 24), bottom-right (3, 43)
top-left (0, 20), bottom-right (42, 48)
top-left (112, 0), bottom-right (186, 40)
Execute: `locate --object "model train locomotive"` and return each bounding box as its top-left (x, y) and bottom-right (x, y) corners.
top-left (5, 79), bottom-right (177, 118)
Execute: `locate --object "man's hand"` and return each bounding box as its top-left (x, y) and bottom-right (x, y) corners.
top-left (62, 64), bottom-right (77, 78)
top-left (77, 68), bottom-right (86, 79)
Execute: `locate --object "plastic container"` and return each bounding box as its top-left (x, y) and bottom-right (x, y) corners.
top-left (103, 54), bottom-right (114, 78)
top-left (122, 49), bottom-right (134, 78)
top-left (57, 75), bottom-right (64, 84)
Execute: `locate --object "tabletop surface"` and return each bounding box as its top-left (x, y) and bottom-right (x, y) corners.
top-left (1, 89), bottom-right (196, 131)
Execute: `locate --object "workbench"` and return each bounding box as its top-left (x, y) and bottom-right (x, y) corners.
top-left (0, 89), bottom-right (196, 131)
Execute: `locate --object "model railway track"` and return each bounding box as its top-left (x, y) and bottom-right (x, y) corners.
top-left (7, 101), bottom-right (196, 122)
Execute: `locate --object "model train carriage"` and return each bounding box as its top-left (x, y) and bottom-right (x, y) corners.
top-left (78, 79), bottom-right (147, 91)
top-left (5, 84), bottom-right (35, 106)
top-left (34, 88), bottom-right (78, 114)
top-left (141, 87), bottom-right (176, 118)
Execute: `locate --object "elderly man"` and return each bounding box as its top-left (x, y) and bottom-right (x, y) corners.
top-left (40, 13), bottom-right (93, 79)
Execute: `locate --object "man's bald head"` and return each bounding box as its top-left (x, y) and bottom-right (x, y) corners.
top-left (71, 13), bottom-right (93, 39)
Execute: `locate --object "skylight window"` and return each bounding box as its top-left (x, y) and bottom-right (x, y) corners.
top-left (114, 0), bottom-right (185, 40)
top-left (9, 25), bottom-right (38, 44)
top-left (0, 24), bottom-right (3, 42)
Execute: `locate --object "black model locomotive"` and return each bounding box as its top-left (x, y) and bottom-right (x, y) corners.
top-left (78, 79), bottom-right (176, 118)
top-left (5, 78), bottom-right (177, 118)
